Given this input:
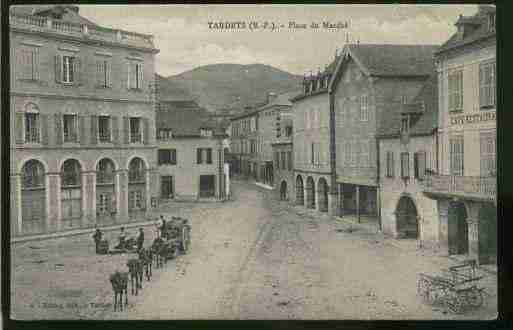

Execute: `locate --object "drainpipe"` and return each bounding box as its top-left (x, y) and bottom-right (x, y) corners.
top-left (376, 137), bottom-right (382, 231)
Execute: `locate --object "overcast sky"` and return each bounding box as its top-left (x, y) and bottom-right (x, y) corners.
top-left (79, 4), bottom-right (478, 77)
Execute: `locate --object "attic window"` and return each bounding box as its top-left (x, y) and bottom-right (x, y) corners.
top-left (200, 128), bottom-right (212, 137)
top-left (488, 13), bottom-right (495, 32)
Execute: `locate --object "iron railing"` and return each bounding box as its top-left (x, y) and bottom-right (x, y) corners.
top-left (424, 174), bottom-right (496, 200)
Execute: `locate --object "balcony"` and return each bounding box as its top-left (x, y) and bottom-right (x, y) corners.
top-left (10, 13), bottom-right (156, 51)
top-left (423, 174), bottom-right (496, 202)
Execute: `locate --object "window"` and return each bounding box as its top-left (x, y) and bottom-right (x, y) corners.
top-left (401, 116), bottom-right (409, 135)
top-left (129, 191), bottom-right (143, 210)
top-left (345, 141), bottom-right (351, 166)
top-left (360, 95), bottom-right (369, 121)
top-left (450, 136), bottom-right (464, 176)
top-left (414, 151), bottom-right (426, 180)
top-left (62, 55), bottom-right (75, 83)
top-left (275, 151), bottom-right (280, 170)
top-left (97, 158), bottom-right (115, 184)
top-left (128, 61), bottom-right (143, 90)
top-left (63, 114), bottom-right (78, 143)
top-left (98, 116), bottom-right (111, 143)
top-left (311, 143), bottom-right (315, 165)
top-left (61, 159), bottom-right (81, 187)
top-left (281, 152), bottom-right (286, 170)
top-left (351, 140), bottom-right (359, 166)
top-left (129, 117), bottom-right (142, 143)
top-left (479, 62), bottom-right (496, 108)
top-left (19, 47), bottom-right (39, 80)
top-left (386, 151), bottom-right (395, 177)
top-left (158, 129), bottom-right (172, 140)
top-left (287, 151), bottom-right (292, 170)
top-left (96, 59), bottom-right (111, 88)
top-left (197, 148), bottom-right (213, 164)
top-left (448, 70), bottom-right (463, 112)
top-left (401, 152), bottom-right (410, 178)
top-left (480, 132), bottom-right (496, 176)
top-left (25, 112), bottom-right (40, 143)
top-left (285, 126), bottom-right (292, 137)
top-left (161, 176), bottom-right (174, 199)
top-left (200, 128), bottom-right (212, 137)
top-left (337, 99), bottom-right (344, 125)
top-left (158, 149), bottom-right (177, 165)
top-left (128, 158), bottom-right (145, 183)
top-left (22, 160), bottom-right (45, 188)
top-left (251, 140), bottom-right (256, 154)
top-left (488, 13), bottom-right (495, 32)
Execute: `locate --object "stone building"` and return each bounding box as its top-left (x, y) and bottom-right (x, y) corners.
top-left (291, 62), bottom-right (338, 215)
top-left (329, 44), bottom-right (439, 226)
top-left (272, 115), bottom-right (294, 201)
top-left (377, 74), bottom-right (440, 247)
top-left (230, 106), bottom-right (259, 178)
top-left (424, 5), bottom-right (496, 265)
top-left (156, 102), bottom-right (228, 202)
top-left (9, 5), bottom-right (160, 237)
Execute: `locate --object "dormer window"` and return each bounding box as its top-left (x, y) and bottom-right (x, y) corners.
top-left (488, 13), bottom-right (495, 32)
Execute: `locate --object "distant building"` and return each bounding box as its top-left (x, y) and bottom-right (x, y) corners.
top-left (272, 115), bottom-right (294, 201)
top-left (424, 5), bottom-right (496, 265)
top-left (291, 61), bottom-right (338, 214)
top-left (377, 74), bottom-right (439, 247)
top-left (329, 43), bottom-right (439, 226)
top-left (230, 106), bottom-right (259, 178)
top-left (9, 5), bottom-right (159, 236)
top-left (156, 101), bottom-right (228, 201)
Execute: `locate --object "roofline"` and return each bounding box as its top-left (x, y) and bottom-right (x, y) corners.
top-left (291, 89), bottom-right (328, 102)
top-left (435, 33), bottom-right (495, 56)
top-left (376, 129), bottom-right (437, 140)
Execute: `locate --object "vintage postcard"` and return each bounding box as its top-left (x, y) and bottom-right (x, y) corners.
top-left (8, 4), bottom-right (497, 320)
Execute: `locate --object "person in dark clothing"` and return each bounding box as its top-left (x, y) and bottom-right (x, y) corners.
top-left (137, 228), bottom-right (144, 251)
top-left (93, 227), bottom-right (103, 254)
top-left (161, 219), bottom-right (167, 240)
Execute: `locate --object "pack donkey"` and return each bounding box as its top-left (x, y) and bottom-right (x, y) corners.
top-left (109, 271), bottom-right (128, 311)
top-left (127, 258), bottom-right (144, 295)
top-left (138, 247), bottom-right (153, 281)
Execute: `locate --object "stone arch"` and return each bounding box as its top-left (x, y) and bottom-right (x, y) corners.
top-left (58, 157), bottom-right (85, 174)
top-left (94, 156), bottom-right (119, 172)
top-left (60, 159), bottom-right (83, 228)
top-left (306, 176), bottom-right (316, 209)
top-left (317, 177), bottom-right (329, 212)
top-left (296, 175), bottom-right (304, 206)
top-left (18, 156), bottom-right (49, 174)
top-left (448, 200), bottom-right (469, 255)
top-left (96, 158), bottom-right (117, 225)
top-left (395, 194), bottom-right (419, 239)
top-left (280, 180), bottom-right (288, 201)
top-left (125, 155), bottom-right (149, 171)
top-left (24, 102), bottom-right (40, 113)
top-left (127, 157), bottom-right (147, 219)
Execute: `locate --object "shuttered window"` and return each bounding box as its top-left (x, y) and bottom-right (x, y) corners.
top-left (128, 61), bottom-right (143, 90)
top-left (158, 149), bottom-right (177, 165)
top-left (98, 116), bottom-right (111, 142)
top-left (206, 148), bottom-right (213, 164)
top-left (414, 151), bottom-right (426, 180)
top-left (360, 94), bottom-right (369, 121)
top-left (18, 47), bottom-right (39, 80)
top-left (448, 70), bottom-right (463, 112)
top-left (287, 151), bottom-right (292, 171)
top-left (62, 56), bottom-right (75, 83)
top-left (25, 113), bottom-right (40, 143)
top-left (360, 140), bottom-right (370, 167)
top-left (386, 151), bottom-right (395, 177)
top-left (479, 61), bottom-right (496, 109)
top-left (129, 117), bottom-right (142, 143)
top-left (63, 114), bottom-right (78, 143)
top-left (450, 136), bottom-right (464, 176)
top-left (401, 152), bottom-right (410, 178)
top-left (480, 132), bottom-right (496, 177)
top-left (96, 59), bottom-right (111, 88)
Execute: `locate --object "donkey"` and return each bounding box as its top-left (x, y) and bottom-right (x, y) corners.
top-left (151, 237), bottom-right (165, 268)
top-left (138, 247), bottom-right (153, 281)
top-left (126, 258), bottom-right (144, 295)
top-left (109, 271), bottom-right (128, 311)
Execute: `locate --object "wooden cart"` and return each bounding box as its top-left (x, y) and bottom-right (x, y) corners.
top-left (417, 260), bottom-right (486, 314)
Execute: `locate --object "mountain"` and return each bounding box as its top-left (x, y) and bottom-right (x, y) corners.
top-left (158, 64), bottom-right (303, 112)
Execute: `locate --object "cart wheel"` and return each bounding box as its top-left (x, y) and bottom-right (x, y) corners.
top-left (447, 293), bottom-right (465, 314)
top-left (181, 227), bottom-right (190, 253)
top-left (467, 287), bottom-right (484, 308)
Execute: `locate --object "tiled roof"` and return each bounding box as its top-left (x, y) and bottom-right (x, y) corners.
top-left (437, 5), bottom-right (495, 54)
top-left (376, 74), bottom-right (438, 138)
top-left (259, 90), bottom-right (301, 110)
top-left (10, 5), bottom-right (100, 27)
top-left (156, 102), bottom-right (225, 137)
top-left (345, 44), bottom-right (439, 77)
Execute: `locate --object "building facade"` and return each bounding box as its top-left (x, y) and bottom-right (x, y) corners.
top-left (291, 65), bottom-right (336, 214)
top-left (10, 5), bottom-right (160, 237)
top-left (230, 107), bottom-right (259, 178)
top-left (424, 5), bottom-right (496, 265)
top-left (272, 138), bottom-right (294, 202)
top-left (156, 102), bottom-right (228, 202)
top-left (329, 44), bottom-right (439, 226)
top-left (377, 75), bottom-right (440, 247)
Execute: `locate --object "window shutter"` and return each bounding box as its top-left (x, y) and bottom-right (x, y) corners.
top-left (95, 60), bottom-right (103, 87)
top-left (55, 55), bottom-right (62, 83)
top-left (106, 61), bottom-right (112, 88)
top-left (390, 152), bottom-right (395, 177)
top-left (40, 114), bottom-right (48, 145)
top-left (15, 113), bottom-right (25, 144)
top-left (55, 113), bottom-right (63, 145)
top-left (74, 58), bottom-right (82, 85)
top-left (33, 48), bottom-right (40, 80)
top-left (78, 115), bottom-right (87, 145)
top-left (419, 152), bottom-right (426, 179)
top-left (197, 149), bottom-right (202, 164)
top-left (87, 115), bottom-right (96, 144)
top-left (127, 61), bottom-right (132, 89)
top-left (172, 149), bottom-right (177, 165)
top-left (138, 63), bottom-right (144, 89)
top-left (123, 117), bottom-right (130, 144)
top-left (143, 118), bottom-right (150, 145)
top-left (111, 116), bottom-right (119, 145)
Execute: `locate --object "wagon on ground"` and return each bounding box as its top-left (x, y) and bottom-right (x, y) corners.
top-left (161, 216), bottom-right (192, 254)
top-left (417, 259), bottom-right (486, 314)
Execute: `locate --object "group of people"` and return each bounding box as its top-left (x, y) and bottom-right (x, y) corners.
top-left (92, 215), bottom-right (170, 254)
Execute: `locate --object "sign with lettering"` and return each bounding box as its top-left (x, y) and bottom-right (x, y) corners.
top-left (450, 111), bottom-right (495, 126)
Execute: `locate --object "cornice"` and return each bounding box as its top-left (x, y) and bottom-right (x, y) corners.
top-left (11, 91), bottom-right (154, 105)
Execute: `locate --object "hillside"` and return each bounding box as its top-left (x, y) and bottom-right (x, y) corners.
top-left (158, 63), bottom-right (303, 112)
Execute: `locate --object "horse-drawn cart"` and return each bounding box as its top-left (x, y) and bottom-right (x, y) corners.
top-left (417, 259), bottom-right (486, 314)
top-left (161, 217), bottom-right (191, 253)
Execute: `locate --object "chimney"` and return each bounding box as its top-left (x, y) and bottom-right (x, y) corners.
top-left (267, 92), bottom-right (278, 104)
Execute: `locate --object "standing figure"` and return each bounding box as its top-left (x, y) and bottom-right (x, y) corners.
top-left (92, 226), bottom-right (103, 254)
top-left (137, 227), bottom-right (145, 251)
top-left (117, 227), bottom-right (127, 249)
